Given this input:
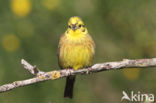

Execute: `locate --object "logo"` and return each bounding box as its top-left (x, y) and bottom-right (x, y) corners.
top-left (121, 91), bottom-right (154, 102)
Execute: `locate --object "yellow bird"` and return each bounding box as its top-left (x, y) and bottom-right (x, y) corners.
top-left (58, 16), bottom-right (95, 98)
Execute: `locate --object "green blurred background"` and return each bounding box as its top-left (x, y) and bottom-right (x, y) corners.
top-left (0, 0), bottom-right (156, 103)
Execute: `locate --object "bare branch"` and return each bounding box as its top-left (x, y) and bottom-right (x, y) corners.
top-left (21, 59), bottom-right (45, 76)
top-left (0, 58), bottom-right (156, 93)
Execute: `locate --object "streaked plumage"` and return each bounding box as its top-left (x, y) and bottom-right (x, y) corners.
top-left (57, 16), bottom-right (95, 98)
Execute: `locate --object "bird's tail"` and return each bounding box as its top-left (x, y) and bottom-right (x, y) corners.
top-left (64, 76), bottom-right (76, 98)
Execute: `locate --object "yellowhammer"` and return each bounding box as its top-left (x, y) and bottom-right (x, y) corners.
top-left (58, 16), bottom-right (95, 98)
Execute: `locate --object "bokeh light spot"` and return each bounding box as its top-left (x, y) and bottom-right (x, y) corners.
top-left (2, 34), bottom-right (20, 52)
top-left (123, 68), bottom-right (140, 81)
top-left (11, 0), bottom-right (32, 17)
top-left (42, 0), bottom-right (60, 10)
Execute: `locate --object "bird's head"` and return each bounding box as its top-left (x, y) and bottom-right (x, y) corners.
top-left (66, 16), bottom-right (88, 35)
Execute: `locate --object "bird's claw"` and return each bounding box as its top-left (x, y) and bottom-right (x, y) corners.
top-left (66, 68), bottom-right (72, 76)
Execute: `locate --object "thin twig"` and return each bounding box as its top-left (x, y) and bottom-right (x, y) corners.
top-left (21, 59), bottom-right (45, 76)
top-left (0, 58), bottom-right (156, 93)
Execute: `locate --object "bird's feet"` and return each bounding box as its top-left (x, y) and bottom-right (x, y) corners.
top-left (65, 68), bottom-right (72, 76)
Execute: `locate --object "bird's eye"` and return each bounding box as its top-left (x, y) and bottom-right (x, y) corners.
top-left (79, 24), bottom-right (82, 28)
top-left (68, 25), bottom-right (71, 28)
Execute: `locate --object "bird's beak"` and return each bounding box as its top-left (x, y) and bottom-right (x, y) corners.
top-left (72, 25), bottom-right (77, 31)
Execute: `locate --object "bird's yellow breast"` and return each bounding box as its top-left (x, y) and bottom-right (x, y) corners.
top-left (58, 33), bottom-right (95, 70)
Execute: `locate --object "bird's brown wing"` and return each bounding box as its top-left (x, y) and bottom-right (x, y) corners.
top-left (57, 34), bottom-right (65, 69)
